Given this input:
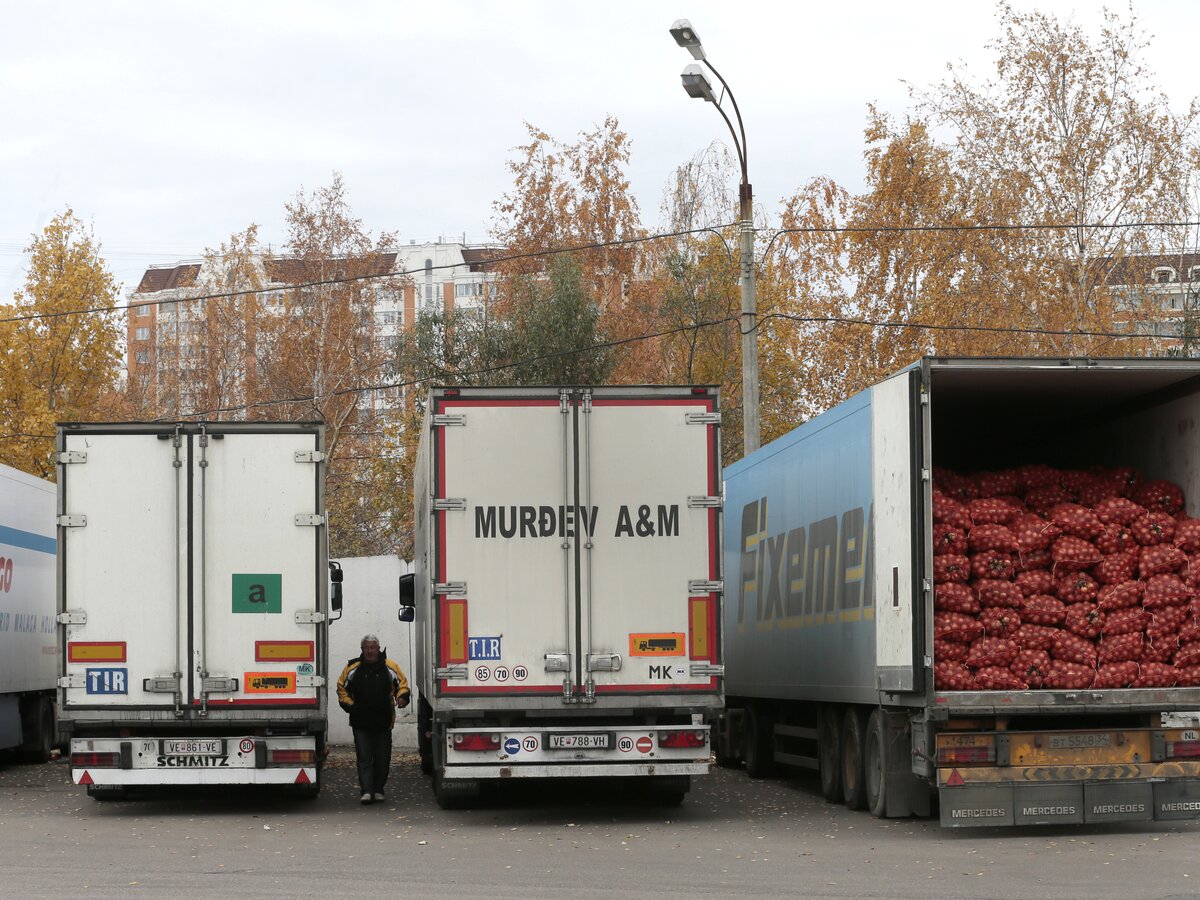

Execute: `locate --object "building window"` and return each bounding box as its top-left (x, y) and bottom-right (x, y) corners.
top-left (135, 327), bottom-right (149, 340)
top-left (1189, 267), bottom-right (1200, 283)
top-left (136, 351), bottom-right (149, 364)
top-left (136, 305), bottom-right (150, 316)
top-left (1153, 267), bottom-right (1176, 284)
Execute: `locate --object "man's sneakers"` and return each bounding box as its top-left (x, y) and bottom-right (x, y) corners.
top-left (372, 792), bottom-right (386, 802)
top-left (360, 792), bottom-right (372, 804)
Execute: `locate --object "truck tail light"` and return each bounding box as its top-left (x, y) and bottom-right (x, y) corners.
top-left (451, 732), bottom-right (501, 751)
top-left (1167, 740), bottom-right (1200, 759)
top-left (689, 596), bottom-right (716, 660)
top-left (71, 751), bottom-right (120, 768)
top-left (936, 746), bottom-right (995, 765)
top-left (269, 749), bottom-right (316, 766)
top-left (658, 730), bottom-right (707, 749)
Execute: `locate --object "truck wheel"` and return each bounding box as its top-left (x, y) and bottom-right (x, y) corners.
top-left (742, 705), bottom-right (776, 779)
top-left (20, 698), bottom-right (54, 764)
top-left (417, 697), bottom-right (433, 776)
top-left (818, 705), bottom-right (843, 803)
top-left (864, 708), bottom-right (887, 818)
top-left (713, 712), bottom-right (740, 768)
top-left (432, 772), bottom-right (478, 809)
top-left (840, 707), bottom-right (868, 810)
top-left (650, 774), bottom-right (691, 806)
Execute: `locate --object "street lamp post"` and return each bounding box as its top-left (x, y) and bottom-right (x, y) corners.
top-left (670, 19), bottom-right (760, 455)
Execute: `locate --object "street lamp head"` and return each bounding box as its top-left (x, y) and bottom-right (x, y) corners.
top-left (681, 63), bottom-right (717, 103)
top-left (669, 18), bottom-right (706, 61)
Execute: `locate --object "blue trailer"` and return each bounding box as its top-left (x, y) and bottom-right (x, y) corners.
top-left (714, 357), bottom-right (1200, 826)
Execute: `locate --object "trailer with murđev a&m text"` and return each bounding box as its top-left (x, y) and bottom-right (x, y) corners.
top-left (403, 385), bottom-right (723, 807)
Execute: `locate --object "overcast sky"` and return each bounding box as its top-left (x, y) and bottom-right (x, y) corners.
top-left (2, 1), bottom-right (1196, 301)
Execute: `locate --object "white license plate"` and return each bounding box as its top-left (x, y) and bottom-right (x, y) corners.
top-left (548, 733), bottom-right (610, 749)
top-left (162, 739), bottom-right (223, 755)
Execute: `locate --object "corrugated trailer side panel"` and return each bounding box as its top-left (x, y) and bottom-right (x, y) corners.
top-left (723, 388), bottom-right (879, 705)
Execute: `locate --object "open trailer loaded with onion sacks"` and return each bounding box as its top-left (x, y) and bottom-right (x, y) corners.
top-left (712, 357), bottom-right (1200, 826)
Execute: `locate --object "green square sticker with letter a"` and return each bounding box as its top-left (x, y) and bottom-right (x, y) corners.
top-left (232, 574), bottom-right (282, 613)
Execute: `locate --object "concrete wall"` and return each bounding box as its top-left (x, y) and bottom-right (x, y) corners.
top-left (328, 555), bottom-right (417, 748)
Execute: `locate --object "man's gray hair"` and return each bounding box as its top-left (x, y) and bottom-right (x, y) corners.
top-left (360, 634), bottom-right (381, 646)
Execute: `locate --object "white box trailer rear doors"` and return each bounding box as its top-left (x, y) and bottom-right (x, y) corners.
top-left (429, 387), bottom-right (721, 701)
top-left (57, 424), bottom-right (326, 715)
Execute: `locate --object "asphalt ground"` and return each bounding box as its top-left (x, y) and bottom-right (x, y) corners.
top-left (2, 750), bottom-right (1199, 899)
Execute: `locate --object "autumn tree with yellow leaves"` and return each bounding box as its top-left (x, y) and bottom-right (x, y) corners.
top-left (0, 210), bottom-right (123, 477)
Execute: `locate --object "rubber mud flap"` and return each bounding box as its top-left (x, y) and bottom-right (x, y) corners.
top-left (1083, 782), bottom-right (1153, 823)
top-left (1153, 780), bottom-right (1200, 820)
top-left (1013, 784), bottom-right (1084, 825)
top-left (939, 784), bottom-right (1014, 827)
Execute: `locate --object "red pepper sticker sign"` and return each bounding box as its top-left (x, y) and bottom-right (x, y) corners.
top-left (636, 736), bottom-right (653, 754)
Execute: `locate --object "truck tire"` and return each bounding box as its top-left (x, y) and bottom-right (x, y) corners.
top-left (742, 704), bottom-right (776, 779)
top-left (864, 708), bottom-right (887, 818)
top-left (818, 705), bottom-right (843, 803)
top-left (432, 771), bottom-right (478, 809)
top-left (840, 707), bottom-right (868, 810)
top-left (713, 712), bottom-right (740, 768)
top-left (649, 774), bottom-right (691, 806)
top-left (20, 697), bottom-right (54, 764)
top-left (417, 697), bottom-right (433, 776)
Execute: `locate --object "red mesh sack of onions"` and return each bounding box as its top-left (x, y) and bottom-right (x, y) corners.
top-left (1142, 574), bottom-right (1192, 609)
top-left (1131, 512), bottom-right (1177, 547)
top-left (934, 661), bottom-right (975, 691)
top-left (1012, 514), bottom-right (1061, 553)
top-left (934, 639), bottom-right (970, 662)
top-left (969, 524), bottom-right (1019, 553)
top-left (1179, 618), bottom-right (1200, 645)
top-left (1019, 464), bottom-right (1062, 490)
top-left (1052, 535), bottom-right (1101, 570)
top-left (1094, 496), bottom-right (1147, 526)
top-left (971, 551), bottom-right (1015, 581)
top-left (1061, 470), bottom-right (1101, 496)
top-left (966, 637), bottom-right (1020, 668)
top-left (1139, 545), bottom-right (1188, 579)
top-left (1051, 631), bottom-right (1098, 667)
top-left (1097, 581), bottom-right (1143, 612)
top-left (1097, 632), bottom-right (1144, 664)
top-left (935, 611), bottom-right (985, 643)
top-left (1147, 604), bottom-right (1189, 636)
top-left (1056, 571), bottom-right (1099, 604)
top-left (1096, 524), bottom-right (1138, 555)
top-left (975, 579), bottom-right (1023, 609)
top-left (1044, 659), bottom-right (1095, 689)
top-left (1050, 503), bottom-right (1104, 539)
top-left (935, 469), bottom-right (977, 502)
top-left (1101, 607), bottom-right (1149, 636)
top-left (1093, 662), bottom-right (1140, 689)
top-left (1174, 519), bottom-right (1200, 553)
top-left (1064, 603), bottom-right (1105, 640)
top-left (1020, 593), bottom-right (1065, 626)
top-left (968, 498), bottom-right (1021, 526)
top-left (1106, 466), bottom-right (1144, 498)
top-left (1176, 666), bottom-right (1200, 686)
top-left (974, 666), bottom-right (1027, 691)
top-left (1015, 623), bottom-right (1061, 651)
top-left (1016, 548), bottom-right (1053, 572)
top-left (1134, 480), bottom-right (1185, 516)
top-left (977, 470), bottom-right (1023, 498)
top-left (932, 491), bottom-right (972, 530)
top-left (933, 523), bottom-right (968, 556)
top-left (1015, 570), bottom-right (1055, 597)
top-left (1092, 551), bottom-right (1138, 586)
top-left (1026, 487), bottom-right (1074, 514)
top-left (934, 582), bottom-right (979, 614)
top-left (1143, 636), bottom-right (1179, 664)
top-left (1010, 649), bottom-right (1051, 688)
top-left (933, 554), bottom-right (971, 584)
top-left (1174, 642), bottom-right (1200, 668)
top-left (1132, 662), bottom-right (1178, 688)
top-left (981, 607), bottom-right (1022, 638)
top-left (1078, 481), bottom-right (1121, 507)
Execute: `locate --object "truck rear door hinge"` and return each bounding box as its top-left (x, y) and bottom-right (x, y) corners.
top-left (57, 514), bottom-right (86, 528)
top-left (921, 468), bottom-right (931, 482)
top-left (295, 610), bottom-right (326, 624)
top-left (143, 676), bottom-right (181, 693)
top-left (543, 653), bottom-right (571, 672)
top-left (435, 665), bottom-right (468, 680)
top-left (685, 412), bottom-right (721, 425)
top-left (294, 450), bottom-right (326, 463)
top-left (687, 495), bottom-right (722, 509)
top-left (432, 414), bottom-right (466, 428)
top-left (294, 514), bottom-right (325, 527)
top-left (57, 450), bottom-right (87, 464)
top-left (434, 581), bottom-right (467, 596)
top-left (688, 579), bottom-right (723, 594)
top-left (57, 610), bottom-right (86, 625)
top-left (433, 498), bottom-right (467, 511)
top-left (689, 663), bottom-right (725, 677)
top-left (201, 677), bottom-right (239, 693)
top-left (57, 675), bottom-right (85, 689)
top-left (587, 653), bottom-right (622, 672)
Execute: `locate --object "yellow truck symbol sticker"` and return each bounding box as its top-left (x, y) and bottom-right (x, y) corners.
top-left (628, 633), bottom-right (685, 656)
top-left (244, 672), bottom-right (297, 693)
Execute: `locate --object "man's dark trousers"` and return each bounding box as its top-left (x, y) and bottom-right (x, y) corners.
top-left (353, 727), bottom-right (392, 795)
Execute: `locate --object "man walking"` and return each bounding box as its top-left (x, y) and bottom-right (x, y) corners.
top-left (337, 634), bottom-right (410, 804)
